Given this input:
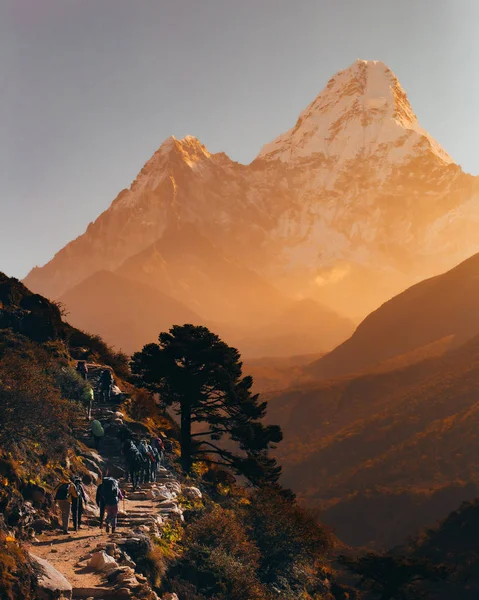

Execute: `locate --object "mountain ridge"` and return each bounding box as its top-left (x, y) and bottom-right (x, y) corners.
top-left (23, 58), bottom-right (479, 325)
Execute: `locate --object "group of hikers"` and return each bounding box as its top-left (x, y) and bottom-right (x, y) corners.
top-left (122, 435), bottom-right (166, 490)
top-left (76, 361), bottom-right (116, 411)
top-left (55, 362), bottom-right (170, 534)
top-left (54, 474), bottom-right (124, 534)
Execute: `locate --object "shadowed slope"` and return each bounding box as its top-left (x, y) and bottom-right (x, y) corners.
top-left (310, 252), bottom-right (479, 379)
top-left (59, 270), bottom-right (203, 353)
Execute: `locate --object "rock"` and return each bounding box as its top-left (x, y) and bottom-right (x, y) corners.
top-left (83, 470), bottom-right (99, 485)
top-left (31, 518), bottom-right (50, 533)
top-left (166, 481), bottom-right (182, 494)
top-left (105, 543), bottom-right (118, 556)
top-left (30, 554), bottom-right (72, 600)
top-left (120, 552), bottom-right (136, 569)
top-left (106, 566), bottom-right (132, 583)
top-left (87, 550), bottom-right (118, 572)
top-left (162, 594), bottom-right (179, 600)
top-left (183, 486), bottom-right (202, 500)
top-left (158, 500), bottom-right (178, 509)
top-left (80, 457), bottom-right (103, 477)
top-left (105, 464), bottom-right (124, 479)
top-left (114, 588), bottom-right (132, 599)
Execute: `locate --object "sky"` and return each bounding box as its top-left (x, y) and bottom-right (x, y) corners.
top-left (2, 0), bottom-right (479, 279)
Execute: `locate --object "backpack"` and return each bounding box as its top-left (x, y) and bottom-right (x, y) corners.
top-left (55, 483), bottom-right (70, 501)
top-left (91, 420), bottom-right (104, 437)
top-left (101, 477), bottom-right (120, 505)
top-left (73, 481), bottom-right (84, 501)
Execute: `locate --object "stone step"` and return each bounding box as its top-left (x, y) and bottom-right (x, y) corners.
top-left (72, 586), bottom-right (117, 598)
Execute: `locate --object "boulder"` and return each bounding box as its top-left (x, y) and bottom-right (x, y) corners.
top-left (183, 487), bottom-right (202, 500)
top-left (106, 566), bottom-right (133, 583)
top-left (31, 518), bottom-right (50, 533)
top-left (114, 589), bottom-right (132, 599)
top-left (30, 554), bottom-right (72, 600)
top-left (87, 550), bottom-right (118, 572)
top-left (80, 457), bottom-right (103, 477)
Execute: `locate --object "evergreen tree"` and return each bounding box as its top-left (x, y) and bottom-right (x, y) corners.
top-left (131, 324), bottom-right (282, 485)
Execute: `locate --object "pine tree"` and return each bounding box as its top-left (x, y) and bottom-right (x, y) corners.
top-left (131, 324), bottom-right (282, 485)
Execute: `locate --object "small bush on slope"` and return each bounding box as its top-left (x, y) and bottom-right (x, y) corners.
top-left (162, 485), bottom-right (337, 600)
top-left (0, 530), bottom-right (36, 600)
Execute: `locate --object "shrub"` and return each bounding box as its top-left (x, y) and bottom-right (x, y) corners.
top-left (166, 506), bottom-right (269, 600)
top-left (0, 531), bottom-right (37, 599)
top-left (245, 488), bottom-right (334, 594)
top-left (0, 348), bottom-right (82, 457)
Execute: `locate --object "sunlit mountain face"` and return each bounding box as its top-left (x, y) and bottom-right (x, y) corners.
top-left (24, 59), bottom-right (479, 356)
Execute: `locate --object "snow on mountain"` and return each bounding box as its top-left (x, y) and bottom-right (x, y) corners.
top-left (24, 59), bottom-right (479, 325)
top-left (258, 60), bottom-right (453, 172)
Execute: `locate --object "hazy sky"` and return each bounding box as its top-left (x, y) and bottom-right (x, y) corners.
top-left (2, 0), bottom-right (479, 279)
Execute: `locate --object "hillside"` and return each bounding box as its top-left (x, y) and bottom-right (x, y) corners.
top-left (59, 269), bottom-right (203, 354)
top-left (310, 252), bottom-right (479, 379)
top-left (267, 333), bottom-right (479, 547)
top-left (0, 273), bottom-right (349, 600)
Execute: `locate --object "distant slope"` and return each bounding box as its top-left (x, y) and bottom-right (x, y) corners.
top-left (309, 252), bottom-right (479, 379)
top-left (238, 298), bottom-right (354, 358)
top-left (267, 334), bottom-right (479, 547)
top-left (116, 222), bottom-right (288, 326)
top-left (59, 270), bottom-right (203, 353)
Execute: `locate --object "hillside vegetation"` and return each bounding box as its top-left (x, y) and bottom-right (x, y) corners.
top-left (268, 334), bottom-right (479, 546)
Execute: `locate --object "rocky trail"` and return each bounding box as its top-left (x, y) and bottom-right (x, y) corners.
top-left (27, 367), bottom-right (197, 600)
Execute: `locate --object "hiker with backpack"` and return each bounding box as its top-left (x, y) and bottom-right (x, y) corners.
top-left (76, 360), bottom-right (88, 380)
top-left (97, 477), bottom-right (123, 533)
top-left (85, 385), bottom-right (94, 421)
top-left (153, 436), bottom-right (165, 467)
top-left (91, 419), bottom-right (104, 450)
top-left (71, 476), bottom-right (89, 531)
top-left (54, 479), bottom-right (78, 534)
top-left (99, 368), bottom-right (114, 403)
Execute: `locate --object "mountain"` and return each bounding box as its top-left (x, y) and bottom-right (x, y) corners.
top-left (24, 59), bottom-right (479, 323)
top-left (116, 222), bottom-right (288, 326)
top-left (59, 270), bottom-right (202, 353)
top-left (310, 252), bottom-right (479, 379)
top-left (266, 332), bottom-right (479, 547)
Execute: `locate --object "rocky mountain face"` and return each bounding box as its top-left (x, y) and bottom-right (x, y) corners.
top-left (23, 59), bottom-right (479, 351)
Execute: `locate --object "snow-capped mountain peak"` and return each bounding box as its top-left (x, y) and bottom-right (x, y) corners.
top-left (258, 59), bottom-right (453, 168)
top-left (115, 135), bottom-right (212, 203)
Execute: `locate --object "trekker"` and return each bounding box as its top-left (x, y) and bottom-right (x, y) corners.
top-left (99, 369), bottom-right (114, 403)
top-left (91, 419), bottom-right (104, 450)
top-left (71, 477), bottom-right (89, 531)
top-left (76, 360), bottom-right (88, 380)
top-left (96, 479), bottom-right (106, 530)
top-left (99, 477), bottom-right (123, 534)
top-left (54, 479), bottom-right (78, 534)
top-left (153, 436), bottom-right (164, 461)
top-left (85, 385), bottom-right (94, 421)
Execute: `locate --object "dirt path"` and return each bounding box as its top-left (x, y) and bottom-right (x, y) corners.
top-left (28, 379), bottom-right (185, 599)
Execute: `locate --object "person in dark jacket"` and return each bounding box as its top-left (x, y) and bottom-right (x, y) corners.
top-left (71, 477), bottom-right (89, 531)
top-left (76, 361), bottom-right (88, 380)
top-left (96, 480), bottom-right (106, 530)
